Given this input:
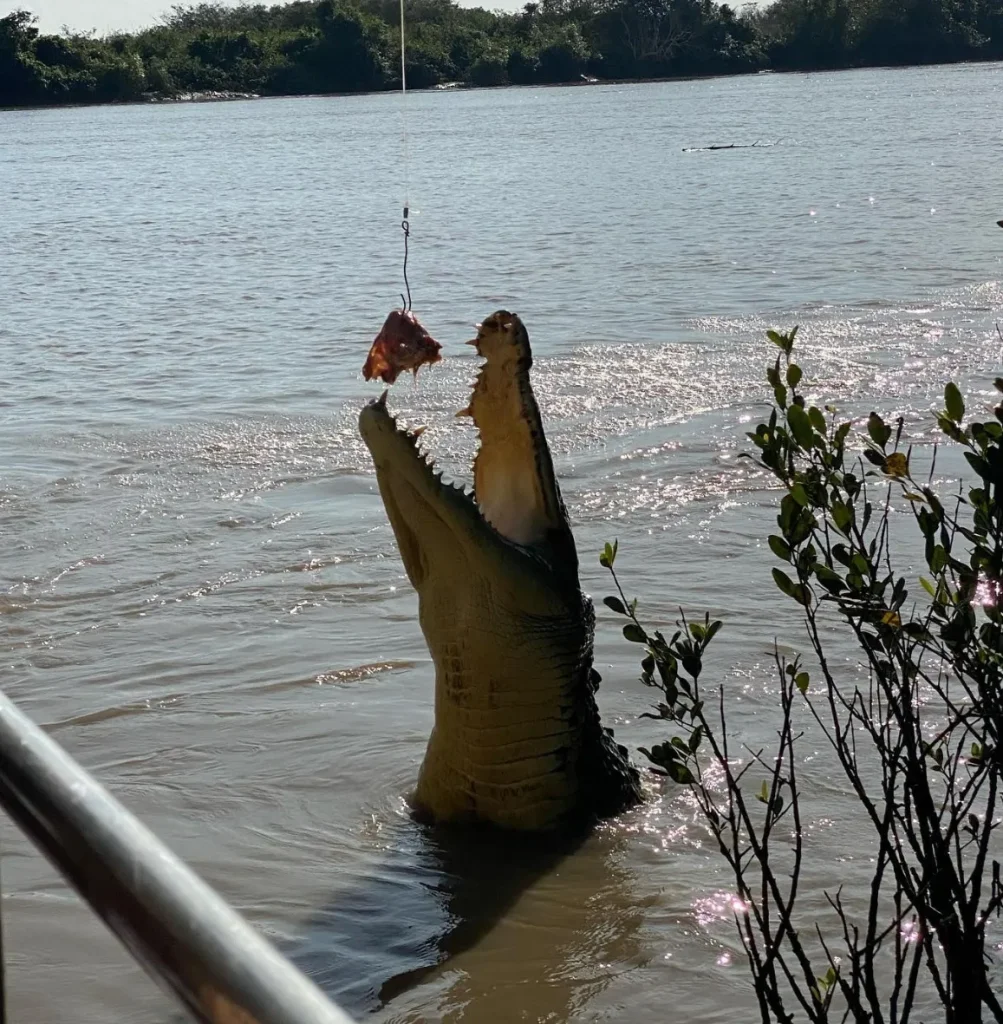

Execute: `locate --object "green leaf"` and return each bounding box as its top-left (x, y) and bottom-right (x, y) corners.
top-left (641, 743), bottom-right (676, 767)
top-left (768, 535), bottom-right (791, 561)
top-left (623, 623), bottom-right (647, 643)
top-left (757, 779), bottom-right (769, 803)
top-left (600, 540), bottom-right (618, 569)
top-left (965, 451), bottom-right (990, 479)
top-left (688, 726), bottom-right (703, 753)
top-left (902, 622), bottom-right (931, 641)
top-left (917, 508), bottom-right (938, 538)
top-left (832, 543), bottom-right (852, 566)
top-left (936, 411), bottom-right (964, 441)
top-left (603, 596), bottom-right (627, 615)
top-left (790, 482), bottom-right (809, 507)
top-left (786, 363), bottom-right (802, 388)
top-left (930, 545), bottom-right (948, 574)
top-left (795, 672), bottom-right (809, 694)
top-left (656, 654), bottom-right (678, 692)
top-left (867, 412), bottom-right (892, 448)
top-left (772, 567), bottom-right (796, 599)
top-left (831, 500), bottom-right (853, 534)
top-left (945, 382), bottom-right (964, 423)
top-left (667, 761), bottom-right (695, 785)
top-left (815, 565), bottom-right (845, 595)
top-left (787, 404), bottom-right (814, 448)
top-left (808, 405), bottom-right (826, 433)
top-left (767, 329), bottom-right (788, 351)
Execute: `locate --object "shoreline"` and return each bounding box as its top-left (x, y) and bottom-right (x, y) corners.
top-left (147, 90), bottom-right (260, 104)
top-left (2, 55), bottom-right (1001, 114)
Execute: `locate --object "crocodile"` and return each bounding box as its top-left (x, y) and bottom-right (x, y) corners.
top-left (359, 310), bottom-right (643, 831)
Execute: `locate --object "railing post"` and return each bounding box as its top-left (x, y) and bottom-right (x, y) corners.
top-left (0, 689), bottom-right (354, 1024)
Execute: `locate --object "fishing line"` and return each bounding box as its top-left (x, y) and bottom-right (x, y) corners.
top-left (399, 0), bottom-right (412, 312)
top-left (362, 0), bottom-right (440, 388)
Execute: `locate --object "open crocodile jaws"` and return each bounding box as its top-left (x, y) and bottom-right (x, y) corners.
top-left (359, 310), bottom-right (642, 831)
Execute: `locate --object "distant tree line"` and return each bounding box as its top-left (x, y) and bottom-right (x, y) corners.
top-left (1, 0), bottom-right (1001, 107)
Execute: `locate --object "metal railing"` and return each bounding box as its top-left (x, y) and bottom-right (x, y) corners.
top-left (0, 689), bottom-right (355, 1024)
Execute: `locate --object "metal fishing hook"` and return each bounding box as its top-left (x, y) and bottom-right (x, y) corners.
top-left (401, 212), bottom-right (412, 312)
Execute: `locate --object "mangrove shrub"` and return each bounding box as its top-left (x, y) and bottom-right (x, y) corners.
top-left (607, 331), bottom-right (1003, 1021)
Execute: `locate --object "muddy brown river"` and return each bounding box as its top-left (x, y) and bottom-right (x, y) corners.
top-left (3, 62), bottom-right (1003, 1021)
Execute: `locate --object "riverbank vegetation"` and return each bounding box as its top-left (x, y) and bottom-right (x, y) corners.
top-left (606, 333), bottom-right (1003, 1020)
top-left (2, 0), bottom-right (1001, 108)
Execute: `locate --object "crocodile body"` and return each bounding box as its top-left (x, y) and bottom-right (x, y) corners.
top-left (359, 311), bottom-right (642, 831)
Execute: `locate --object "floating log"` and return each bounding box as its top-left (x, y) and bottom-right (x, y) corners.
top-left (682, 140), bottom-right (781, 152)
